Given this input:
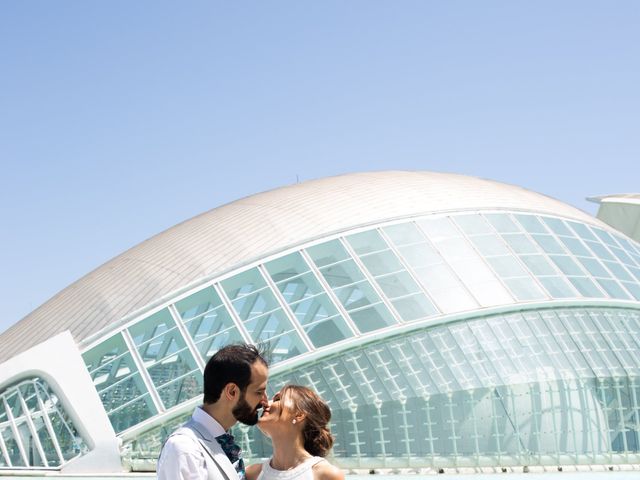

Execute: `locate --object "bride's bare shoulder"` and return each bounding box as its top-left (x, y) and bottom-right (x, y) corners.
top-left (312, 459), bottom-right (344, 480)
top-left (246, 462), bottom-right (264, 480)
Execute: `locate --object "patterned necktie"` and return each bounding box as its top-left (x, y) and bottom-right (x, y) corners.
top-left (216, 433), bottom-right (245, 480)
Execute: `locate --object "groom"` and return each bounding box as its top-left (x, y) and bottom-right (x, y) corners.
top-left (158, 343), bottom-right (269, 480)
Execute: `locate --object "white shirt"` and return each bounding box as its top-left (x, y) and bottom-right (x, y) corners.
top-left (258, 457), bottom-right (325, 480)
top-left (157, 406), bottom-right (228, 480)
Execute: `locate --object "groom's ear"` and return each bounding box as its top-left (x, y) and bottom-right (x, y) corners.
top-left (223, 382), bottom-right (240, 401)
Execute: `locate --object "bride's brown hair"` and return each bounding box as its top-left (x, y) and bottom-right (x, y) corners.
top-left (281, 385), bottom-right (334, 457)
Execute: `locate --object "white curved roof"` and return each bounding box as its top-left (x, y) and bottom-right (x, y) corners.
top-left (0, 171), bottom-right (604, 362)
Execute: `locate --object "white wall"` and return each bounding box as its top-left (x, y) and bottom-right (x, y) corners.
top-left (0, 330), bottom-right (123, 473)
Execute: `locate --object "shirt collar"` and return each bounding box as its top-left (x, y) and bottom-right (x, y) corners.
top-left (192, 405), bottom-right (227, 439)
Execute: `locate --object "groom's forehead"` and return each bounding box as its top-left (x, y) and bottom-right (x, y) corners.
top-left (248, 360), bottom-right (268, 385)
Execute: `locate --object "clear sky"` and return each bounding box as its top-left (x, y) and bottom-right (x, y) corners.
top-left (1, 1), bottom-right (639, 335)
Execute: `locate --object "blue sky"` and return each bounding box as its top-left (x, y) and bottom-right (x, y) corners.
top-left (1, 1), bottom-right (639, 334)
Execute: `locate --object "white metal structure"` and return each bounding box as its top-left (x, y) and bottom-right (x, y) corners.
top-left (589, 194), bottom-right (640, 243)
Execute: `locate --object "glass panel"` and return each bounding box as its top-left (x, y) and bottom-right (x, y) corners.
top-left (503, 277), bottom-right (546, 301)
top-left (32, 414), bottom-right (59, 467)
top-left (391, 294), bottom-right (437, 321)
top-left (454, 214), bottom-right (493, 234)
top-left (1, 424), bottom-right (25, 467)
top-left (382, 222), bottom-right (426, 245)
top-left (531, 234), bottom-right (565, 254)
top-left (0, 378), bottom-right (87, 468)
top-left (502, 233), bottom-right (538, 254)
top-left (622, 282), bottom-right (640, 300)
top-left (538, 277), bottom-right (577, 298)
top-left (348, 230), bottom-right (438, 322)
top-left (266, 252), bottom-right (314, 282)
top-left (418, 218), bottom-right (513, 307)
top-left (484, 213), bottom-right (520, 233)
top-left (375, 270), bottom-right (420, 297)
top-left (567, 221), bottom-right (598, 241)
top-left (129, 309), bottom-right (202, 409)
top-left (605, 261), bottom-right (634, 282)
top-left (568, 277), bottom-right (606, 298)
top-left (541, 216), bottom-right (573, 236)
top-left (82, 333), bottom-right (156, 432)
top-left (396, 242), bottom-right (441, 267)
top-left (579, 257), bottom-right (611, 278)
top-left (558, 236), bottom-right (591, 257)
top-left (549, 255), bottom-right (584, 276)
top-left (417, 217), bottom-right (459, 240)
top-left (306, 240), bottom-right (350, 267)
top-left (514, 214), bottom-right (547, 233)
top-left (597, 278), bottom-right (630, 300)
top-left (222, 267), bottom-right (307, 361)
top-left (221, 268), bottom-right (267, 300)
top-left (175, 287), bottom-right (244, 360)
top-left (592, 227), bottom-right (618, 247)
top-left (308, 240), bottom-right (396, 333)
top-left (358, 250), bottom-right (404, 276)
top-left (611, 246), bottom-right (635, 266)
top-left (587, 240), bottom-right (616, 261)
top-left (346, 230), bottom-right (389, 255)
top-left (520, 255), bottom-right (556, 275)
top-left (596, 279), bottom-right (630, 300)
top-left (468, 234), bottom-right (510, 256)
top-left (487, 256), bottom-right (528, 277)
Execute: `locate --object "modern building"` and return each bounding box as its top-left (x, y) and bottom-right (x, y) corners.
top-left (1, 171), bottom-right (640, 474)
top-left (589, 194), bottom-right (640, 243)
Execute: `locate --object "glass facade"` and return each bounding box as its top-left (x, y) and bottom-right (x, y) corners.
top-left (0, 378), bottom-right (87, 469)
top-left (258, 307), bottom-right (640, 468)
top-left (80, 211), bottom-right (640, 468)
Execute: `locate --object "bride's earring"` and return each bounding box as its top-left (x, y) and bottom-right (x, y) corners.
top-left (292, 419), bottom-right (297, 424)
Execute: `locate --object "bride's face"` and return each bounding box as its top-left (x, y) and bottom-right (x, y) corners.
top-left (257, 390), bottom-right (298, 436)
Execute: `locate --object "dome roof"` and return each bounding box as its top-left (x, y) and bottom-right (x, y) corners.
top-left (0, 171), bottom-right (603, 362)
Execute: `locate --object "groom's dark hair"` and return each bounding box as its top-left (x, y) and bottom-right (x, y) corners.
top-left (203, 343), bottom-right (269, 404)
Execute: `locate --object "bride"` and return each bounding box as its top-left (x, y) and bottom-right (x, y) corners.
top-left (246, 385), bottom-right (344, 480)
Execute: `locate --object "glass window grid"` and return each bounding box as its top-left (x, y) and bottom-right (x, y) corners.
top-left (446, 323), bottom-right (497, 390)
top-left (77, 304), bottom-right (640, 466)
top-left (384, 222), bottom-right (479, 313)
top-left (267, 261), bottom-right (355, 348)
top-left (346, 231), bottom-right (439, 323)
top-left (456, 214), bottom-right (548, 302)
top-left (175, 288), bottom-right (246, 357)
top-left (80, 212), bottom-right (640, 438)
top-left (558, 312), bottom-right (620, 378)
top-left (0, 378), bottom-right (86, 469)
top-left (305, 241), bottom-right (397, 333)
top-left (127, 311), bottom-right (203, 411)
top-left (417, 217), bottom-right (514, 307)
top-left (571, 222), bottom-right (640, 278)
top-left (238, 306), bottom-right (640, 466)
top-left (541, 216), bottom-right (638, 301)
top-left (486, 214), bottom-right (579, 299)
top-left (520, 216), bottom-right (609, 299)
top-left (82, 333), bottom-right (157, 432)
top-left (587, 312), bottom-right (637, 376)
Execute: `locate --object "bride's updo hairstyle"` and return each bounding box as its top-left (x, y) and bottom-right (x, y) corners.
top-left (282, 385), bottom-right (334, 457)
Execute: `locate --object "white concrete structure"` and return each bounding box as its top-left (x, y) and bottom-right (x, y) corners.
top-left (589, 194), bottom-right (640, 243)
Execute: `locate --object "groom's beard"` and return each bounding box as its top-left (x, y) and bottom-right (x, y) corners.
top-left (233, 391), bottom-right (260, 426)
